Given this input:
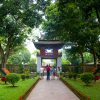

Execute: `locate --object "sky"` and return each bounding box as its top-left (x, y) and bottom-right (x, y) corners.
top-left (26, 40), bottom-right (36, 53)
top-left (25, 28), bottom-right (41, 57)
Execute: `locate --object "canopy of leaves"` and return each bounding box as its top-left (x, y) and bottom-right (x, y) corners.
top-left (0, 0), bottom-right (46, 67)
top-left (42, 0), bottom-right (100, 65)
top-left (7, 48), bottom-right (31, 65)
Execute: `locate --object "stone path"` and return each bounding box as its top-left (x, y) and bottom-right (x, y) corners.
top-left (26, 78), bottom-right (79, 100)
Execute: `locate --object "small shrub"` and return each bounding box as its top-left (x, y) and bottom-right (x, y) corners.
top-left (21, 74), bottom-right (26, 80)
top-left (1, 77), bottom-right (7, 84)
top-left (25, 69), bottom-right (30, 79)
top-left (68, 72), bottom-right (73, 79)
top-left (72, 73), bottom-right (77, 80)
top-left (26, 75), bottom-right (30, 79)
top-left (33, 72), bottom-right (38, 77)
top-left (61, 72), bottom-right (67, 78)
top-left (6, 73), bottom-right (20, 87)
top-left (80, 72), bottom-right (94, 86)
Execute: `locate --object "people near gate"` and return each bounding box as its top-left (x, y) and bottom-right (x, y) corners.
top-left (53, 67), bottom-right (57, 79)
top-left (50, 67), bottom-right (56, 80)
top-left (46, 64), bottom-right (51, 80)
top-left (50, 66), bottom-right (54, 79)
top-left (40, 67), bottom-right (44, 79)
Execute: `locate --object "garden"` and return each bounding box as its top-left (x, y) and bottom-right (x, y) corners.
top-left (60, 71), bottom-right (100, 100)
top-left (0, 0), bottom-right (100, 100)
top-left (0, 73), bottom-right (39, 100)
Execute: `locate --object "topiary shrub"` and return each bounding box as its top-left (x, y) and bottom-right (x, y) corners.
top-left (21, 74), bottom-right (26, 80)
top-left (72, 73), bottom-right (77, 80)
top-left (6, 73), bottom-right (20, 87)
top-left (26, 75), bottom-right (30, 79)
top-left (80, 72), bottom-right (94, 86)
top-left (68, 72), bottom-right (73, 79)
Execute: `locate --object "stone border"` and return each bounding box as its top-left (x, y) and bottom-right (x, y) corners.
top-left (60, 77), bottom-right (90, 100)
top-left (19, 77), bottom-right (40, 100)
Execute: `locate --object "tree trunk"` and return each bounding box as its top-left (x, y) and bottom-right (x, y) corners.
top-left (1, 56), bottom-right (7, 68)
top-left (95, 7), bottom-right (100, 24)
top-left (0, 42), bottom-right (10, 69)
top-left (80, 52), bottom-right (84, 72)
top-left (80, 52), bottom-right (84, 65)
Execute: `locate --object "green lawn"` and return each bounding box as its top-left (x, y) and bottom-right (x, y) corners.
top-left (62, 77), bottom-right (100, 100)
top-left (0, 77), bottom-right (39, 100)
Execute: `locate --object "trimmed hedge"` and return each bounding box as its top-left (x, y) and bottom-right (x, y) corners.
top-left (80, 72), bottom-right (94, 86)
top-left (6, 73), bottom-right (20, 87)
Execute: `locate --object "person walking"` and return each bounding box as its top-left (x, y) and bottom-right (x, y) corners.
top-left (46, 64), bottom-right (51, 80)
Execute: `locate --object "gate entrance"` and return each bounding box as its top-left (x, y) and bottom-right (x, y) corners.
top-left (34, 40), bottom-right (64, 72)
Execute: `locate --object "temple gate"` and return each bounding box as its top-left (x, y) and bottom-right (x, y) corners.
top-left (34, 40), bottom-right (64, 72)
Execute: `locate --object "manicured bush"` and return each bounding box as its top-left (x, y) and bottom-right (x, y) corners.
top-left (33, 72), bottom-right (38, 77)
top-left (21, 74), bottom-right (26, 80)
top-left (6, 73), bottom-right (20, 87)
top-left (68, 72), bottom-right (73, 79)
top-left (72, 73), bottom-right (77, 80)
top-left (1, 77), bottom-right (7, 84)
top-left (80, 72), bottom-right (94, 86)
top-left (25, 69), bottom-right (30, 79)
top-left (26, 75), bottom-right (30, 79)
top-left (61, 72), bottom-right (67, 78)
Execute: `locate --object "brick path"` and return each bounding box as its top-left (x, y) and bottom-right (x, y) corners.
top-left (26, 78), bottom-right (79, 100)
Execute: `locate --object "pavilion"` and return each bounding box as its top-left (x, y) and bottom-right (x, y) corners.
top-left (33, 40), bottom-right (64, 72)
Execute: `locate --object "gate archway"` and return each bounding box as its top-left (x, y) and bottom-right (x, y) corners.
top-left (33, 40), bottom-right (64, 72)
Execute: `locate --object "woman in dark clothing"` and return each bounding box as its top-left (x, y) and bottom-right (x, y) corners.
top-left (46, 65), bottom-right (51, 80)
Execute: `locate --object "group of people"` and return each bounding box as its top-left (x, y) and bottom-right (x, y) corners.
top-left (40, 64), bottom-right (61, 80)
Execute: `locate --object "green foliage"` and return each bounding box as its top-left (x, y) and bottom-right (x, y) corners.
top-left (6, 73), bottom-right (20, 87)
top-left (24, 69), bottom-right (30, 79)
top-left (62, 59), bottom-right (71, 65)
top-left (0, 77), bottom-right (39, 100)
top-left (18, 64), bottom-right (24, 73)
top-left (67, 72), bottom-right (77, 79)
top-left (72, 73), bottom-right (77, 80)
top-left (62, 65), bottom-right (71, 72)
top-left (29, 58), bottom-right (37, 72)
top-left (68, 72), bottom-right (73, 79)
top-left (61, 77), bottom-right (100, 100)
top-left (21, 74), bottom-right (26, 81)
top-left (83, 52), bottom-right (93, 63)
top-left (43, 0), bottom-right (100, 67)
top-left (33, 72), bottom-right (38, 77)
top-left (7, 48), bottom-right (31, 65)
top-left (81, 72), bottom-right (94, 86)
top-left (0, 0), bottom-right (42, 68)
top-left (61, 72), bottom-right (68, 78)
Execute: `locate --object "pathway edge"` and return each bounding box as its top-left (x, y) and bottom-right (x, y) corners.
top-left (19, 77), bottom-right (40, 100)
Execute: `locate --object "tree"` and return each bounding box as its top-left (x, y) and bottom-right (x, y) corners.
top-left (77, 0), bottom-right (100, 23)
top-left (83, 52), bottom-right (93, 63)
top-left (43, 0), bottom-right (100, 68)
top-left (29, 58), bottom-right (37, 72)
top-left (7, 48), bottom-right (31, 65)
top-left (0, 0), bottom-right (42, 68)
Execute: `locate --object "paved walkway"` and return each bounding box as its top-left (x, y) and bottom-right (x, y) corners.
top-left (26, 78), bottom-right (79, 100)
